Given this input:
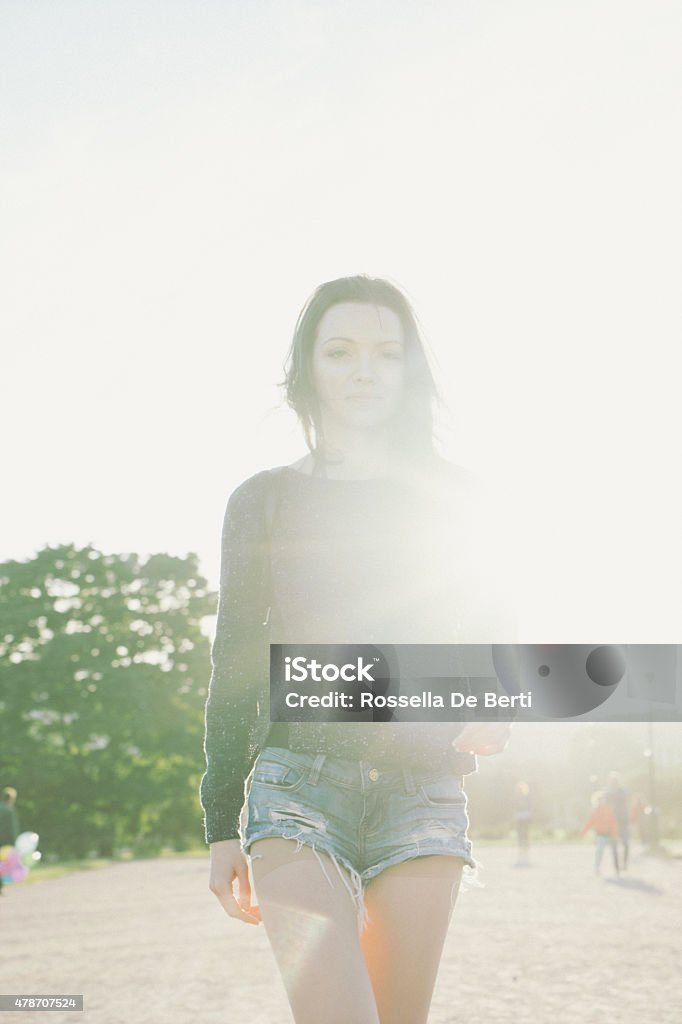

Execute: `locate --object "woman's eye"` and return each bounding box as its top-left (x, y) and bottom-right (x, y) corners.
top-left (381, 351), bottom-right (403, 360)
top-left (328, 349), bottom-right (351, 359)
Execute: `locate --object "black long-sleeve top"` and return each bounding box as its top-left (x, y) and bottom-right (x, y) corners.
top-left (200, 460), bottom-right (513, 843)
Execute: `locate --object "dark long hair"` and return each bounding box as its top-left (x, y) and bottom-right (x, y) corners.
top-left (283, 276), bottom-right (440, 464)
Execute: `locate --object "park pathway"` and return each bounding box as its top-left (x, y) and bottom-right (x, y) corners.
top-left (1, 844), bottom-right (680, 1024)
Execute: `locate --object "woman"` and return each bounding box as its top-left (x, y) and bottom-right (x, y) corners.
top-left (201, 276), bottom-right (514, 1024)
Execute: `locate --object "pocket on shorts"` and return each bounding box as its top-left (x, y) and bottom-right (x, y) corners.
top-left (418, 774), bottom-right (465, 808)
top-left (252, 753), bottom-right (308, 793)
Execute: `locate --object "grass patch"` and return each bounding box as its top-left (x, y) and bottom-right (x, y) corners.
top-left (20, 858), bottom-right (118, 884)
top-left (15, 846), bottom-right (209, 885)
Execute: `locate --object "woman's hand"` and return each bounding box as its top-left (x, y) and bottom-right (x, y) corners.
top-left (209, 839), bottom-right (261, 925)
top-left (454, 722), bottom-right (512, 756)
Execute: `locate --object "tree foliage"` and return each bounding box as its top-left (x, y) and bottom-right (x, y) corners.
top-left (0, 544), bottom-right (215, 857)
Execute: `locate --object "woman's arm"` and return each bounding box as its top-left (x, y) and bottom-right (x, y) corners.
top-left (200, 473), bottom-right (272, 844)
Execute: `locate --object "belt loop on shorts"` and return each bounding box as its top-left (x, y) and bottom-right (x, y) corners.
top-left (308, 754), bottom-right (327, 786)
top-left (402, 766), bottom-right (417, 796)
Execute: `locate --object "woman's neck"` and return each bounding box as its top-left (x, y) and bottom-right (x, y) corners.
top-left (307, 430), bottom-right (395, 480)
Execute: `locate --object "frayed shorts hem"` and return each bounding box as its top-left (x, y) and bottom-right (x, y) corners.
top-left (242, 826), bottom-right (477, 927)
top-left (242, 827), bottom-right (475, 880)
top-left (242, 826), bottom-right (368, 927)
top-left (360, 844), bottom-right (476, 882)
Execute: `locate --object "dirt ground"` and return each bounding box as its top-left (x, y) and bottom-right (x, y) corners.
top-left (1, 843), bottom-right (680, 1024)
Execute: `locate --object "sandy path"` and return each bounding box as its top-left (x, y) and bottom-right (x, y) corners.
top-left (1, 844), bottom-right (679, 1024)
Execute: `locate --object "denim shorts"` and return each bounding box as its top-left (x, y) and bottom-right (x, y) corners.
top-left (240, 746), bottom-right (475, 905)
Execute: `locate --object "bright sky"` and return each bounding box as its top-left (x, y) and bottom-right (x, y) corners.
top-left (2, 0), bottom-right (681, 640)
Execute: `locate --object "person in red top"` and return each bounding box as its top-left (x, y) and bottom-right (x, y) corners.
top-left (582, 791), bottom-right (621, 876)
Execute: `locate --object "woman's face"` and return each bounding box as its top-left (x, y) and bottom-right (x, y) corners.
top-left (311, 302), bottom-right (406, 434)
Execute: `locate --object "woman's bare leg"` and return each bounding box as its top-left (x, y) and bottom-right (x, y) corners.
top-left (360, 855), bottom-right (464, 1024)
top-left (250, 838), bottom-right (380, 1024)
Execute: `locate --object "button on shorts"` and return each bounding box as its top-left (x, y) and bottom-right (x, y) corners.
top-left (240, 746), bottom-right (475, 886)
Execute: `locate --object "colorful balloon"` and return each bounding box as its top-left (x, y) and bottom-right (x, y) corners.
top-left (1, 833), bottom-right (40, 884)
top-left (15, 831), bottom-right (39, 855)
top-left (0, 846), bottom-right (28, 884)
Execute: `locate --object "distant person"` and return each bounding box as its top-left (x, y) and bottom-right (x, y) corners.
top-left (513, 781), bottom-right (533, 866)
top-left (0, 787), bottom-right (20, 845)
top-left (605, 771), bottom-right (630, 869)
top-left (0, 787), bottom-right (20, 896)
top-left (581, 791), bottom-right (620, 876)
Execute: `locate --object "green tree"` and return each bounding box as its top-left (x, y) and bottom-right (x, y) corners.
top-left (0, 545), bottom-right (215, 857)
